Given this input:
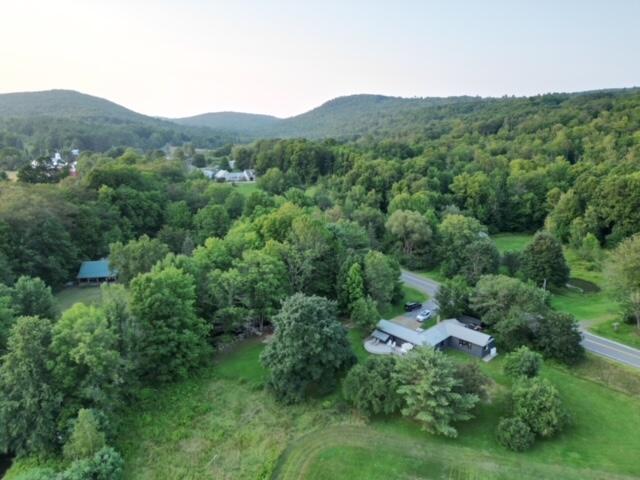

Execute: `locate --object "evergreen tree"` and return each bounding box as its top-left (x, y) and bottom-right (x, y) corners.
top-left (0, 316), bottom-right (61, 455)
top-left (393, 348), bottom-right (479, 437)
top-left (521, 231), bottom-right (570, 288)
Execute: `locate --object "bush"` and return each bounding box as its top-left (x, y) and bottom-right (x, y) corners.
top-left (512, 378), bottom-right (569, 438)
top-left (343, 356), bottom-right (401, 416)
top-left (350, 296), bottom-right (379, 330)
top-left (496, 417), bottom-right (535, 452)
top-left (59, 447), bottom-right (124, 480)
top-left (63, 409), bottom-right (106, 461)
top-left (503, 346), bottom-right (543, 378)
top-left (454, 362), bottom-right (491, 400)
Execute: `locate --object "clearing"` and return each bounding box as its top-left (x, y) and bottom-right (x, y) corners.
top-left (54, 286), bottom-right (103, 312)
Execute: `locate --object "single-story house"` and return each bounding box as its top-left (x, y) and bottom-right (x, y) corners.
top-left (214, 169), bottom-right (256, 182)
top-left (372, 318), bottom-right (497, 359)
top-left (76, 259), bottom-right (116, 285)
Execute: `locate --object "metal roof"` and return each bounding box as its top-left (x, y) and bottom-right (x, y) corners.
top-left (377, 320), bottom-right (426, 345)
top-left (372, 330), bottom-right (390, 342)
top-left (77, 260), bottom-right (116, 279)
top-left (376, 318), bottom-right (493, 348)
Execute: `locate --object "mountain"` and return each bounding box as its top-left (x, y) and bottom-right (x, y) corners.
top-left (170, 94), bottom-right (499, 139)
top-left (0, 90), bottom-right (236, 155)
top-left (169, 89), bottom-right (640, 140)
top-left (0, 89), bottom-right (155, 123)
top-left (174, 111), bottom-right (280, 133)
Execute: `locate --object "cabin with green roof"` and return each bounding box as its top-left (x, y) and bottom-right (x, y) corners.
top-left (76, 259), bottom-right (116, 285)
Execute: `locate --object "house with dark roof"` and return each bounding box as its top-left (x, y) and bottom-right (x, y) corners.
top-left (371, 318), bottom-right (497, 359)
top-left (76, 259), bottom-right (116, 285)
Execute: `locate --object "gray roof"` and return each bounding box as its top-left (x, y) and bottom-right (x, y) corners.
top-left (372, 330), bottom-right (390, 342)
top-left (376, 318), bottom-right (493, 348)
top-left (377, 320), bottom-right (426, 345)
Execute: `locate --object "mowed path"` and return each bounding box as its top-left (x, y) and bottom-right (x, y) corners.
top-left (271, 425), bottom-right (635, 480)
top-left (401, 270), bottom-right (640, 369)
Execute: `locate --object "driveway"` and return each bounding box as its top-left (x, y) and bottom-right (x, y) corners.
top-left (401, 269), bottom-right (640, 369)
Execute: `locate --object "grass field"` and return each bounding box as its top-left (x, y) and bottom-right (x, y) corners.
top-left (9, 330), bottom-right (640, 480)
top-left (54, 286), bottom-right (103, 312)
top-left (491, 233), bottom-right (534, 254)
top-left (233, 182), bottom-right (259, 196)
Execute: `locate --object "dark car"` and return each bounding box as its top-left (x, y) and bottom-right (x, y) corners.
top-left (404, 301), bottom-right (422, 312)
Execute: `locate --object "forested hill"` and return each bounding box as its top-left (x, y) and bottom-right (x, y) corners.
top-left (0, 90), bottom-right (236, 162)
top-left (169, 89), bottom-right (640, 140)
top-left (0, 89), bottom-right (153, 122)
top-left (174, 111), bottom-right (281, 133)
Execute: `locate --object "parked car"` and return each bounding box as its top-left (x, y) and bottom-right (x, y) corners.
top-left (404, 301), bottom-right (422, 312)
top-left (417, 309), bottom-right (432, 322)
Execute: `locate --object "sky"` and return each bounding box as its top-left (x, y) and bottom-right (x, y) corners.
top-left (0, 0), bottom-right (638, 118)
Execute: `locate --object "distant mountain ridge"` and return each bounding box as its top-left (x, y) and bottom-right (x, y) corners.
top-left (0, 89), bottom-right (156, 123)
top-left (174, 111), bottom-right (280, 132)
top-left (1, 87), bottom-right (639, 145)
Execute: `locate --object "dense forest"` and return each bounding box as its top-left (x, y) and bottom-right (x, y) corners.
top-left (1, 87), bottom-right (640, 478)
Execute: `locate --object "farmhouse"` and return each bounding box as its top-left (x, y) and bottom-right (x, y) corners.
top-left (76, 259), bottom-right (116, 285)
top-left (215, 169), bottom-right (256, 182)
top-left (369, 318), bottom-right (497, 359)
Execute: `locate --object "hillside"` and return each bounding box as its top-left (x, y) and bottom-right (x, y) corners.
top-left (169, 88), bottom-right (640, 140)
top-left (0, 89), bottom-right (154, 123)
top-left (0, 90), bottom-right (235, 158)
top-left (174, 111), bottom-right (280, 132)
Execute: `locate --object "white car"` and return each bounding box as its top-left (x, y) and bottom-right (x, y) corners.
top-left (416, 309), bottom-right (432, 322)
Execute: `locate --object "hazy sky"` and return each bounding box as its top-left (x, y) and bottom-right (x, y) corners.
top-left (1, 0), bottom-right (638, 118)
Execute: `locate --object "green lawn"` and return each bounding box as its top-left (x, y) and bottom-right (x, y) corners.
top-left (233, 182), bottom-right (259, 196)
top-left (491, 233), bottom-right (534, 254)
top-left (55, 286), bottom-right (103, 312)
top-left (10, 333), bottom-right (640, 479)
top-left (379, 285), bottom-right (427, 319)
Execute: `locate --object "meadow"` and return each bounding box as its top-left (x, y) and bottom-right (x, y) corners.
top-left (110, 335), bottom-right (640, 479)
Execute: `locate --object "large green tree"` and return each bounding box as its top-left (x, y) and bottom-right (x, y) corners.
top-left (109, 235), bottom-right (170, 285)
top-left (51, 304), bottom-right (124, 421)
top-left (385, 209), bottom-right (435, 268)
top-left (520, 231), bottom-right (570, 288)
top-left (129, 266), bottom-right (211, 382)
top-left (11, 275), bottom-right (58, 319)
top-left (606, 234), bottom-right (640, 329)
top-left (511, 378), bottom-right (569, 438)
top-left (363, 250), bottom-right (402, 310)
top-left (436, 276), bottom-right (471, 319)
top-left (261, 293), bottom-right (355, 403)
top-left (343, 356), bottom-right (401, 416)
top-left (0, 316), bottom-right (61, 455)
top-left (393, 347), bottom-right (479, 437)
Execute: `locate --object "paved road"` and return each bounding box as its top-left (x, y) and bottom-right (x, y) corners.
top-left (401, 269), bottom-right (640, 369)
top-left (580, 331), bottom-right (640, 368)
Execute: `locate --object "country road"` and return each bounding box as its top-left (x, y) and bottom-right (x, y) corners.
top-left (401, 269), bottom-right (640, 369)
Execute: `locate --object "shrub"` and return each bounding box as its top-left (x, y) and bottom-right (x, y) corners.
top-left (350, 296), bottom-right (379, 330)
top-left (343, 356), bottom-right (401, 416)
top-left (503, 346), bottom-right (543, 378)
top-left (512, 378), bottom-right (569, 438)
top-left (59, 447), bottom-right (124, 480)
top-left (63, 409), bottom-right (106, 461)
top-left (496, 417), bottom-right (535, 452)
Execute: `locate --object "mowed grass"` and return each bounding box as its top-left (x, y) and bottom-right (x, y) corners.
top-left (109, 332), bottom-right (640, 480)
top-left (276, 346), bottom-right (640, 480)
top-left (492, 233), bottom-right (534, 254)
top-left (233, 182), bottom-right (259, 196)
top-left (55, 286), bottom-right (103, 312)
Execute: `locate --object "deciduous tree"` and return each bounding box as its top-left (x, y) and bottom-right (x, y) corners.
top-left (261, 293), bottom-right (355, 403)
